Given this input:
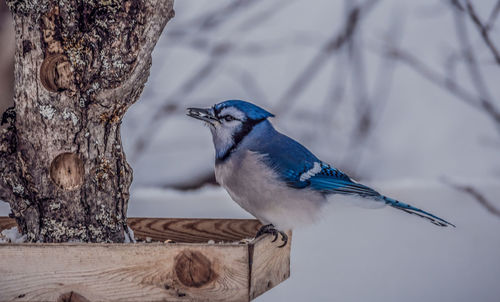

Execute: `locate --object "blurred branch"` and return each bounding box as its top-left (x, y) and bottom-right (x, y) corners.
top-left (166, 172), bottom-right (217, 191)
top-left (452, 1), bottom-right (496, 109)
top-left (130, 1), bottom-right (292, 160)
top-left (443, 51), bottom-right (461, 84)
top-left (235, 0), bottom-right (296, 32)
top-left (458, 0), bottom-right (500, 64)
top-left (171, 34), bottom-right (323, 56)
top-left (274, 0), bottom-right (380, 115)
top-left (321, 50), bottom-right (349, 129)
top-left (342, 8), bottom-right (402, 176)
top-left (486, 0), bottom-right (500, 28)
top-left (383, 1), bottom-right (500, 138)
top-left (452, 3), bottom-right (500, 147)
top-left (131, 58), bottom-right (232, 161)
top-left (169, 0), bottom-right (262, 37)
top-left (443, 178), bottom-right (500, 217)
top-left (223, 65), bottom-right (269, 106)
top-left (348, 2), bottom-right (371, 141)
top-left (386, 47), bottom-right (500, 132)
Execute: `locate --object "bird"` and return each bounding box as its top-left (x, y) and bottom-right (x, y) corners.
top-left (186, 100), bottom-right (454, 247)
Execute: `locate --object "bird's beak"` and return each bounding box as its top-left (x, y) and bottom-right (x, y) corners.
top-left (186, 107), bottom-right (218, 125)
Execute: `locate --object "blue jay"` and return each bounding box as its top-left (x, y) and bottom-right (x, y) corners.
top-left (187, 100), bottom-right (454, 247)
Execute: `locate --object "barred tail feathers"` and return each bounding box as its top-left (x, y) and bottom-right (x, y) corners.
top-left (381, 196), bottom-right (455, 227)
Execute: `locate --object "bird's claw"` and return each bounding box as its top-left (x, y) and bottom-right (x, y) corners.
top-left (255, 224), bottom-right (288, 248)
top-left (271, 232), bottom-right (279, 242)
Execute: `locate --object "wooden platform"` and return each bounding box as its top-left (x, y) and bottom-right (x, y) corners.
top-left (0, 217), bottom-right (291, 302)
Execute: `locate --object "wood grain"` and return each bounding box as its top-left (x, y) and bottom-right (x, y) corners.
top-left (249, 231), bottom-right (292, 300)
top-left (0, 217), bottom-right (292, 302)
top-left (128, 217), bottom-right (262, 243)
top-left (49, 152), bottom-right (85, 190)
top-left (0, 243), bottom-right (249, 301)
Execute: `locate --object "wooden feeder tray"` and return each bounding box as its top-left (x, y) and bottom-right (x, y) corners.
top-left (0, 217), bottom-right (291, 302)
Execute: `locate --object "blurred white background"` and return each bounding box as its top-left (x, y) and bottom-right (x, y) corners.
top-left (1, 0), bottom-right (500, 301)
top-left (122, 0), bottom-right (500, 189)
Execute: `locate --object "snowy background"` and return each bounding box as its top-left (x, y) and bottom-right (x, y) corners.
top-left (1, 0), bottom-right (500, 301)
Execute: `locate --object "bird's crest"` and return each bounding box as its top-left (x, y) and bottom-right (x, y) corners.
top-left (214, 100), bottom-right (274, 121)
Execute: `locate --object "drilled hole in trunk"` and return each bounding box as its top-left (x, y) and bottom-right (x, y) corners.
top-left (40, 54), bottom-right (72, 92)
top-left (50, 152), bottom-right (84, 190)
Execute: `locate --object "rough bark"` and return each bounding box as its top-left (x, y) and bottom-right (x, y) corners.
top-left (0, 0), bottom-right (174, 242)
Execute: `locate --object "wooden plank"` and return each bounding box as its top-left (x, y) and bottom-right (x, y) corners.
top-left (0, 217), bottom-right (292, 301)
top-left (0, 243), bottom-right (250, 302)
top-left (249, 231), bottom-right (292, 300)
top-left (127, 217), bottom-right (262, 243)
top-left (0, 217), bottom-right (262, 243)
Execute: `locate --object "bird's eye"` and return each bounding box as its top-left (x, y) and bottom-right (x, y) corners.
top-left (223, 115), bottom-right (235, 122)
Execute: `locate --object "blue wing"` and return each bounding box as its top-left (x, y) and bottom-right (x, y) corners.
top-left (245, 123), bottom-right (454, 227)
top-left (250, 130), bottom-right (378, 196)
top-left (306, 163), bottom-right (380, 197)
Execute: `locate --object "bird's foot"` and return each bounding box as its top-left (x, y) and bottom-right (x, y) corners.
top-left (255, 224), bottom-right (288, 248)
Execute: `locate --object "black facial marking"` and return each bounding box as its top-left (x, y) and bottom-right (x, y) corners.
top-left (216, 117), bottom-right (266, 162)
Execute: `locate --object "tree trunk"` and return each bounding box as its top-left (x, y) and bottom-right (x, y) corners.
top-left (0, 0), bottom-right (174, 242)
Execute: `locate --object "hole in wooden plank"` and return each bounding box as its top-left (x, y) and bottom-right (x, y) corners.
top-left (175, 250), bottom-right (216, 288)
top-left (40, 54), bottom-right (72, 92)
top-left (57, 291), bottom-right (90, 302)
top-left (50, 152), bottom-right (84, 190)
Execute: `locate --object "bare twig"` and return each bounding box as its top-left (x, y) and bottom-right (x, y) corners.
top-left (384, 0), bottom-right (500, 136)
top-left (166, 172), bottom-right (217, 190)
top-left (131, 1), bottom-right (292, 161)
top-left (273, 0), bottom-right (380, 114)
top-left (129, 49), bottom-right (231, 160)
top-left (452, 1), bottom-right (495, 110)
top-left (343, 10), bottom-right (403, 175)
top-left (321, 50), bottom-right (349, 131)
top-left (340, 0), bottom-right (372, 175)
top-left (486, 0), bottom-right (500, 29)
top-left (386, 47), bottom-right (500, 131)
top-left (235, 0), bottom-right (296, 32)
top-left (223, 65), bottom-right (269, 106)
top-left (461, 0), bottom-right (500, 64)
top-left (171, 34), bottom-right (323, 56)
top-left (321, 1), bottom-right (358, 133)
top-left (347, 3), bottom-right (371, 141)
top-left (443, 51), bottom-right (461, 84)
top-left (443, 178), bottom-right (500, 217)
top-left (170, 0), bottom-right (261, 36)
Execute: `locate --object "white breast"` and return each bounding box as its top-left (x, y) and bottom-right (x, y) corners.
top-left (215, 150), bottom-right (326, 230)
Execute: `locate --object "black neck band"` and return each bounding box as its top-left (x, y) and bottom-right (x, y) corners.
top-left (216, 118), bottom-right (266, 163)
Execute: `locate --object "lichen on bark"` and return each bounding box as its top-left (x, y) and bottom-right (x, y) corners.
top-left (0, 0), bottom-right (174, 242)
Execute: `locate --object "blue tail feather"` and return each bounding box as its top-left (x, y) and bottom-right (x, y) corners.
top-left (381, 196), bottom-right (455, 227)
